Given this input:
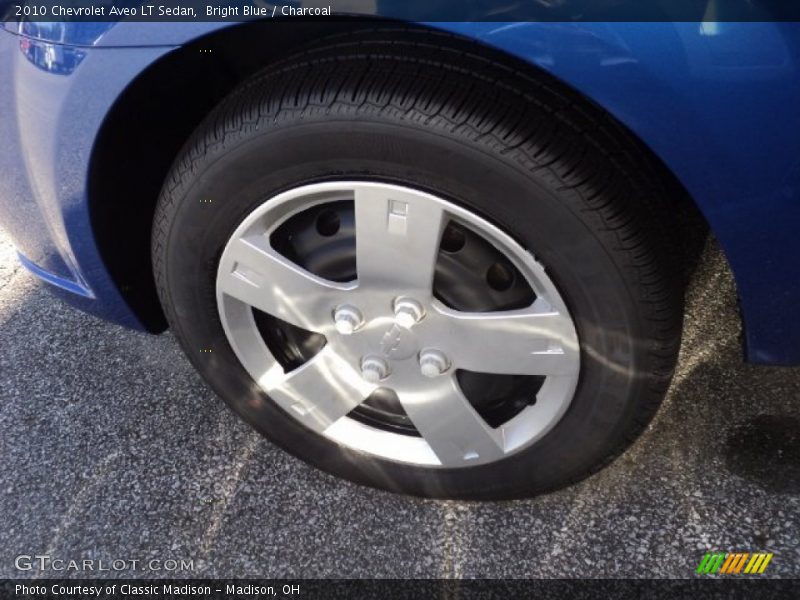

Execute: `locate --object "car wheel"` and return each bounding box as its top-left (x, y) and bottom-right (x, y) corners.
top-left (152, 34), bottom-right (682, 499)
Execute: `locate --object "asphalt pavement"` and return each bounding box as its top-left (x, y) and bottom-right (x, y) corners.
top-left (0, 227), bottom-right (798, 579)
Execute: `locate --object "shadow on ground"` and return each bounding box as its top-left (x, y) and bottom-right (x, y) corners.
top-left (725, 415), bottom-right (800, 495)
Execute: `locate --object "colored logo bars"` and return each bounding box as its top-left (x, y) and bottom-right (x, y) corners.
top-left (696, 552), bottom-right (773, 575)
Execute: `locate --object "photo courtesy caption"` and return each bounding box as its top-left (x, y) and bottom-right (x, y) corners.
top-left (15, 584), bottom-right (219, 597)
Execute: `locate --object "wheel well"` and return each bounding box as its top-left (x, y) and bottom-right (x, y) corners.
top-left (88, 20), bottom-right (707, 333)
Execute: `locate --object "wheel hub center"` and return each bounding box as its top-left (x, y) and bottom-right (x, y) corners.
top-left (378, 323), bottom-right (420, 360)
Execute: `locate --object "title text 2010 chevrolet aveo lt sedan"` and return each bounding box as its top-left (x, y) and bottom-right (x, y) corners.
top-left (2, 16), bottom-right (799, 499)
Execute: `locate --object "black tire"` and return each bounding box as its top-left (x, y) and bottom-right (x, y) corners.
top-left (152, 30), bottom-right (682, 500)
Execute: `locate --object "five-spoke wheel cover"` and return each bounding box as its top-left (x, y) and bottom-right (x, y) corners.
top-left (216, 182), bottom-right (580, 468)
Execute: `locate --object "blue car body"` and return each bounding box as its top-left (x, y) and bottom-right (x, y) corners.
top-left (1, 18), bottom-right (799, 365)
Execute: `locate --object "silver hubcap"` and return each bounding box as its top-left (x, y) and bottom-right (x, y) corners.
top-left (216, 182), bottom-right (580, 468)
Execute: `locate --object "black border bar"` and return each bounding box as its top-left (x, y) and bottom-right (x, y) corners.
top-left (3, 0), bottom-right (800, 23)
top-left (2, 579), bottom-right (800, 600)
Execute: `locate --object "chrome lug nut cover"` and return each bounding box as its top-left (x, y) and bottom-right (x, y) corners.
top-left (333, 305), bottom-right (363, 335)
top-left (419, 349), bottom-right (450, 378)
top-left (394, 297), bottom-right (425, 328)
top-left (361, 355), bottom-right (390, 383)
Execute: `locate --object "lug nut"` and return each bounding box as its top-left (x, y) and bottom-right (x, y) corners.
top-left (333, 305), bottom-right (363, 335)
top-left (419, 349), bottom-right (450, 378)
top-left (394, 297), bottom-right (425, 328)
top-left (361, 355), bottom-right (390, 383)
